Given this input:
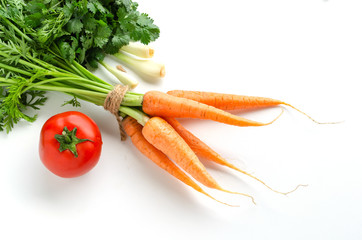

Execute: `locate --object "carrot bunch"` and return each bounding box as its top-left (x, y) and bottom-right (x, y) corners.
top-left (119, 90), bottom-right (319, 206)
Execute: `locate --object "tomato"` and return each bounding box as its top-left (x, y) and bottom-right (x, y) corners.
top-left (39, 111), bottom-right (103, 178)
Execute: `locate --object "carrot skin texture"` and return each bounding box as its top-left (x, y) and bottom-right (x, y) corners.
top-left (167, 90), bottom-right (283, 110)
top-left (142, 91), bottom-right (271, 127)
top-left (166, 90), bottom-right (335, 125)
top-left (141, 117), bottom-right (256, 203)
top-left (141, 116), bottom-right (224, 189)
top-left (123, 118), bottom-right (207, 195)
top-left (165, 117), bottom-right (306, 195)
top-left (164, 117), bottom-right (230, 166)
top-left (123, 117), bottom-right (239, 206)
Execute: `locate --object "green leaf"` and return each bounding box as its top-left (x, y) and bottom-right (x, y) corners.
top-left (89, 0), bottom-right (108, 14)
top-left (116, 7), bottom-right (128, 20)
top-left (70, 36), bottom-right (79, 50)
top-left (77, 47), bottom-right (86, 63)
top-left (94, 22), bottom-right (112, 48)
top-left (80, 34), bottom-right (94, 49)
top-left (62, 1), bottom-right (75, 18)
top-left (86, 47), bottom-right (104, 68)
top-left (0, 78), bottom-right (41, 133)
top-left (137, 13), bottom-right (153, 26)
top-left (26, 1), bottom-right (46, 14)
top-left (24, 12), bottom-right (43, 28)
top-left (62, 97), bottom-right (81, 108)
top-left (20, 90), bottom-right (47, 110)
top-left (89, 48), bottom-right (105, 62)
top-left (59, 40), bottom-right (75, 62)
top-left (83, 14), bottom-right (98, 33)
top-left (112, 33), bottom-right (130, 46)
top-left (104, 33), bottom-right (130, 54)
top-left (87, 2), bottom-right (97, 13)
top-left (116, 0), bottom-right (132, 11)
top-left (66, 18), bottom-right (83, 34)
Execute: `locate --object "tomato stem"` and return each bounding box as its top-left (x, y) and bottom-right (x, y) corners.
top-left (55, 127), bottom-right (93, 157)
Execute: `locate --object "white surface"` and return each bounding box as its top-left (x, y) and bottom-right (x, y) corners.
top-left (1, 1), bottom-right (362, 239)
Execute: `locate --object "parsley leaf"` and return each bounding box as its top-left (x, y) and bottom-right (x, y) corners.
top-left (62, 97), bottom-right (81, 107)
top-left (20, 0), bottom-right (160, 66)
top-left (0, 0), bottom-right (160, 132)
top-left (94, 21), bottom-right (112, 48)
top-left (66, 18), bottom-right (83, 34)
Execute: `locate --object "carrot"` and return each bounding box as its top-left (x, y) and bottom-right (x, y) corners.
top-left (122, 117), bottom-right (237, 206)
top-left (141, 116), bottom-right (256, 204)
top-left (165, 117), bottom-right (306, 195)
top-left (166, 90), bottom-right (337, 124)
top-left (142, 91), bottom-right (283, 127)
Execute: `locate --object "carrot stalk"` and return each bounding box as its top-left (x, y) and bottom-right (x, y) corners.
top-left (166, 90), bottom-right (338, 124)
top-left (164, 117), bottom-right (305, 195)
top-left (122, 117), bottom-right (238, 207)
top-left (141, 116), bottom-right (255, 204)
top-left (142, 91), bottom-right (283, 127)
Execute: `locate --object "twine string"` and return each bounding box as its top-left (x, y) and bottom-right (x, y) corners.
top-left (103, 84), bottom-right (129, 140)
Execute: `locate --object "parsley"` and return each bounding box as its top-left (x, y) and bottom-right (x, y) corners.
top-left (62, 97), bottom-right (81, 107)
top-left (17, 0), bottom-right (160, 67)
top-left (0, 0), bottom-right (155, 132)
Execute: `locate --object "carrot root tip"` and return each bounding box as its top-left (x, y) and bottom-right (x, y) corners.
top-left (283, 103), bottom-right (342, 125)
top-left (202, 191), bottom-right (240, 207)
top-left (232, 165), bottom-right (306, 197)
top-left (264, 107), bottom-right (284, 126)
top-left (219, 188), bottom-right (256, 205)
top-left (282, 184), bottom-right (309, 196)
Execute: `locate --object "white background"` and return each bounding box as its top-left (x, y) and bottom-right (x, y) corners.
top-left (1, 0), bottom-right (362, 239)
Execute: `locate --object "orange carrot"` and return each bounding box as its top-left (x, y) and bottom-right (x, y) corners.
top-left (141, 116), bottom-right (255, 204)
top-left (167, 90), bottom-right (283, 110)
top-left (122, 117), bottom-right (237, 206)
top-left (165, 117), bottom-right (306, 195)
top-left (166, 90), bottom-right (333, 124)
top-left (142, 91), bottom-right (283, 127)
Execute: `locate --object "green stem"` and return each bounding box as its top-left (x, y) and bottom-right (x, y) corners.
top-left (47, 45), bottom-right (80, 74)
top-left (68, 62), bottom-right (89, 79)
top-left (33, 85), bottom-right (108, 98)
top-left (23, 76), bottom-right (110, 94)
top-left (74, 94), bottom-right (105, 106)
top-left (119, 106), bottom-right (149, 126)
top-left (121, 93), bottom-right (143, 106)
top-left (41, 85), bottom-right (106, 106)
top-left (0, 62), bottom-right (33, 77)
top-left (26, 54), bottom-right (73, 75)
top-left (72, 61), bottom-right (111, 86)
top-left (2, 18), bottom-right (33, 43)
top-left (50, 58), bottom-right (79, 74)
top-left (126, 91), bottom-right (144, 96)
top-left (47, 72), bottom-right (112, 91)
top-left (0, 77), bottom-right (17, 84)
top-left (0, 52), bottom-right (44, 71)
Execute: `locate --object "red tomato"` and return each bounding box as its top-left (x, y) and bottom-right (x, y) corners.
top-left (39, 111), bottom-right (103, 178)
